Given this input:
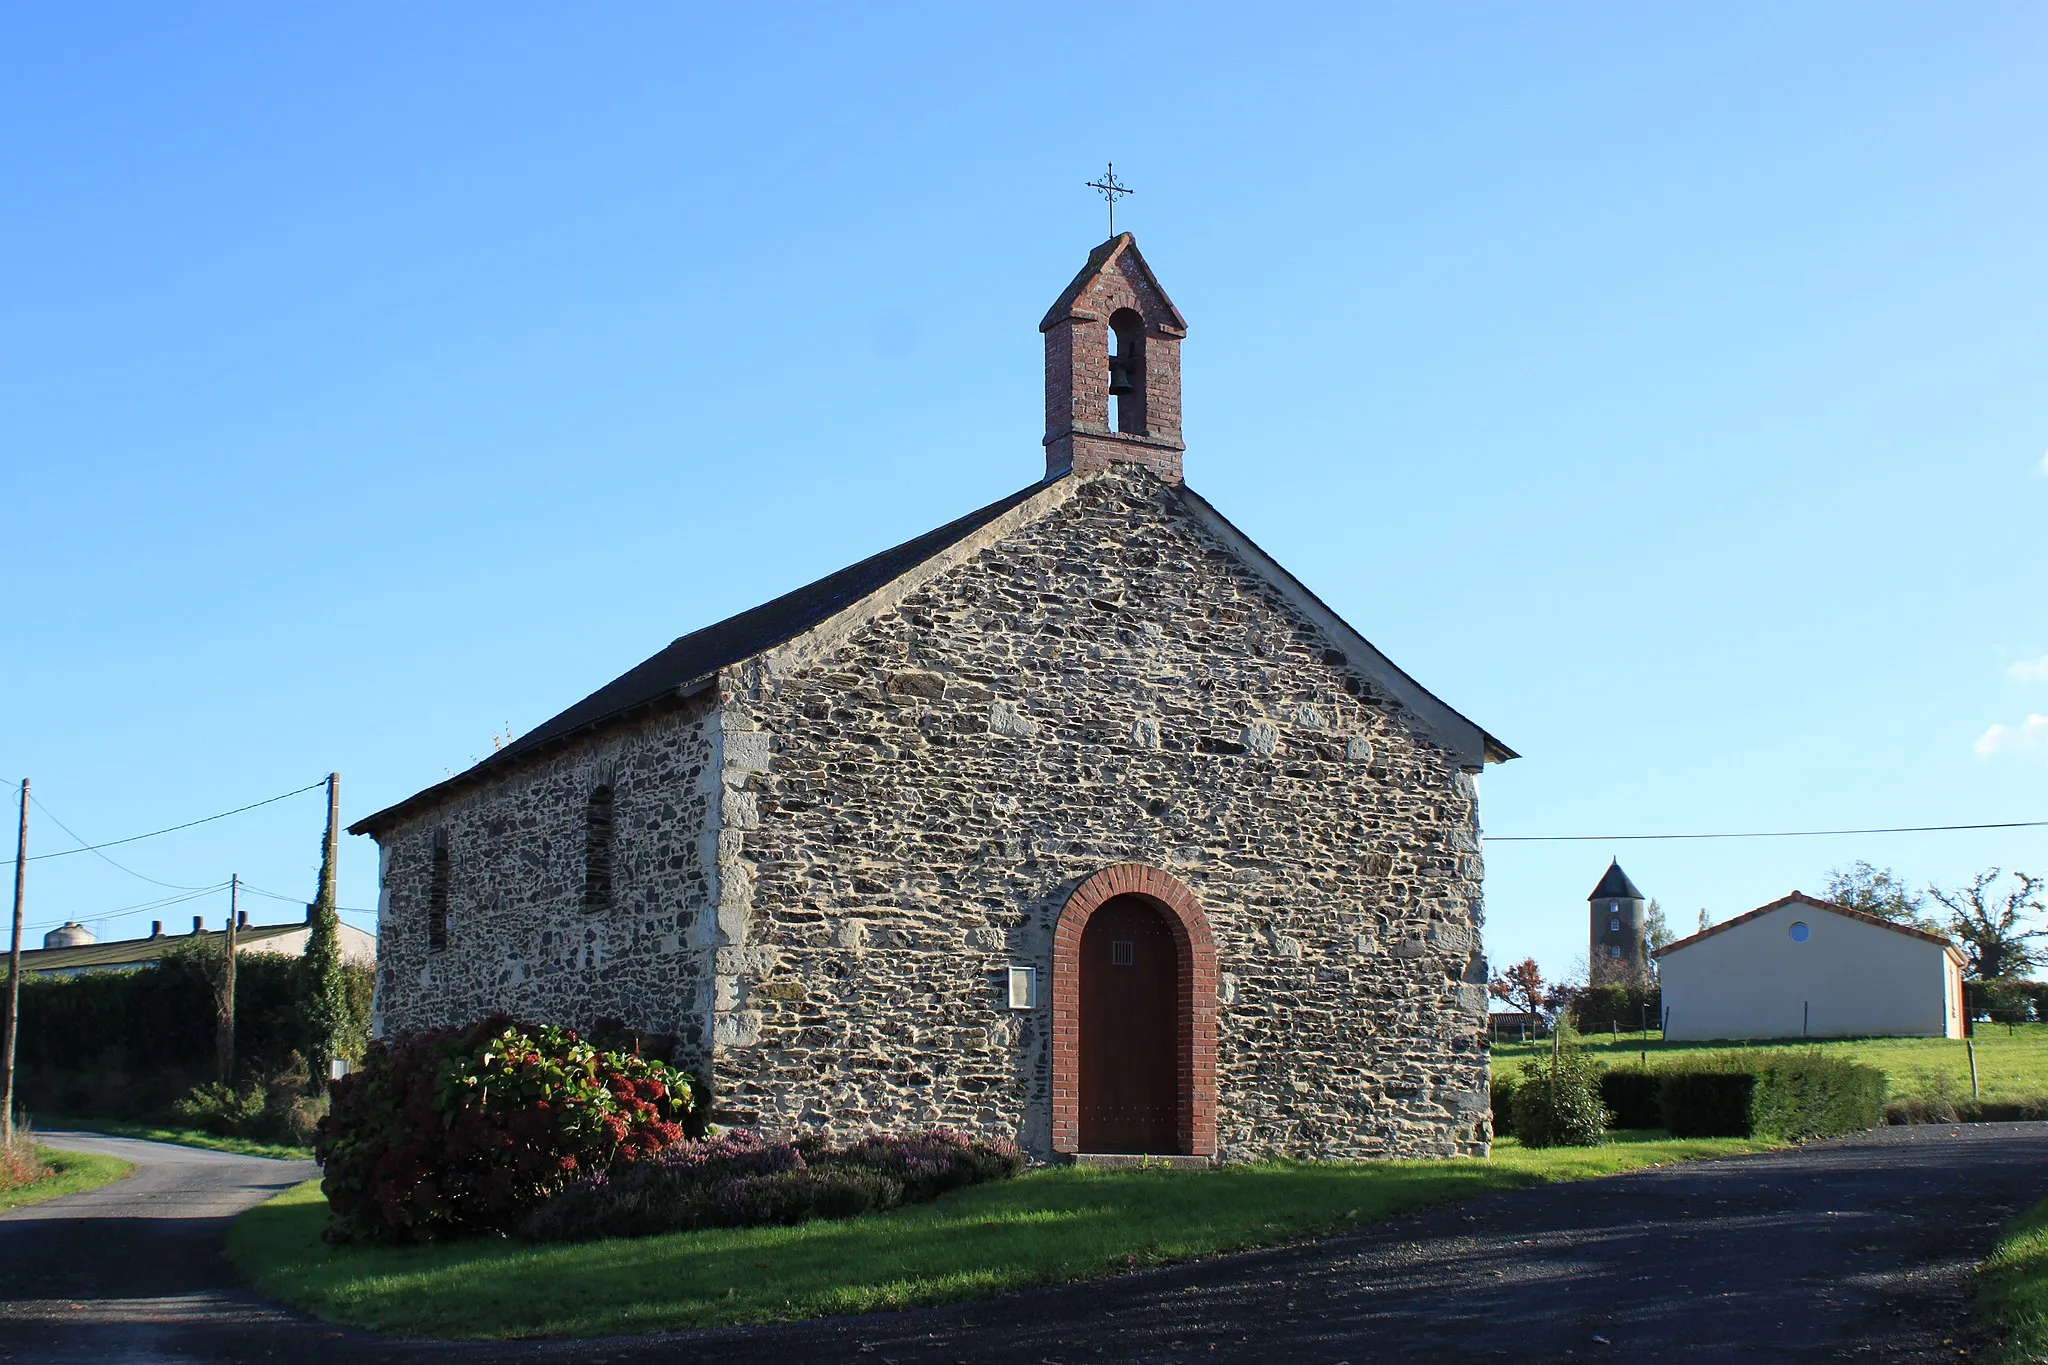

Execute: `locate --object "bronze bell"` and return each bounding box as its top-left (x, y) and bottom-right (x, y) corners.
top-left (1107, 356), bottom-right (1137, 397)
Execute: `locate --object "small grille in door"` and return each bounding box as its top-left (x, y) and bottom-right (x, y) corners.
top-left (1112, 940), bottom-right (1135, 966)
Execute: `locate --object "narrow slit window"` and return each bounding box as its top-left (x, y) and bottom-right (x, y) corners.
top-left (428, 829), bottom-right (451, 953)
top-left (582, 784), bottom-right (615, 913)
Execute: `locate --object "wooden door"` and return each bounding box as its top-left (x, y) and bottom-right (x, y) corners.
top-left (1078, 895), bottom-right (1181, 1153)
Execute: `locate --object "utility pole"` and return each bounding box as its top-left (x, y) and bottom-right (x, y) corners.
top-left (217, 875), bottom-right (239, 1083)
top-left (303, 773), bottom-right (346, 1089)
top-left (322, 773), bottom-right (339, 912)
top-left (3, 779), bottom-right (28, 1146)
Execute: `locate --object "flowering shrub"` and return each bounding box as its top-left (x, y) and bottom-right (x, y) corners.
top-left (521, 1126), bottom-right (1025, 1243)
top-left (315, 1014), bottom-right (695, 1243)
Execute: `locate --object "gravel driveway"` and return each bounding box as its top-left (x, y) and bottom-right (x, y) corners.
top-left (3, 1123), bottom-right (2044, 1363)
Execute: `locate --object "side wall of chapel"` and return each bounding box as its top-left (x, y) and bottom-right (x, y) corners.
top-left (370, 701), bottom-right (725, 1064)
top-left (710, 467), bottom-right (1491, 1161)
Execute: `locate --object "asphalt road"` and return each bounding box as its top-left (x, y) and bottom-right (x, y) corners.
top-left (3, 1123), bottom-right (2044, 1363)
top-left (0, 1130), bottom-right (318, 1363)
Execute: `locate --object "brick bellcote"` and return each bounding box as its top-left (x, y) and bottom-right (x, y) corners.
top-left (1041, 233), bottom-right (1188, 484)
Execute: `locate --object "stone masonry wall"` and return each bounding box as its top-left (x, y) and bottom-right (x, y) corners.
top-left (713, 466), bottom-right (1491, 1160)
top-left (370, 699), bottom-right (722, 1063)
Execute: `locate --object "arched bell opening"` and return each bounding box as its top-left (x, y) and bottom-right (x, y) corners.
top-left (1106, 308), bottom-right (1147, 435)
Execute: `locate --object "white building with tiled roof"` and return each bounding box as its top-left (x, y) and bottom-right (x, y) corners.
top-left (14, 910), bottom-right (375, 979)
top-left (1652, 892), bottom-right (1966, 1041)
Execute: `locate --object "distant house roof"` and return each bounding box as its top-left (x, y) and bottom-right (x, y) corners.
top-left (353, 471), bottom-right (1519, 837)
top-left (8, 919), bottom-right (376, 976)
top-left (1588, 860), bottom-right (1645, 902)
top-left (1650, 892), bottom-right (1963, 963)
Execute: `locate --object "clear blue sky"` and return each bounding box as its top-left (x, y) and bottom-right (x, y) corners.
top-left (5, 4), bottom-right (2045, 981)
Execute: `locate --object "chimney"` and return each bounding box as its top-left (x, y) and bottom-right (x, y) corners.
top-left (306, 902), bottom-right (316, 925)
top-left (150, 920), bottom-right (163, 938)
top-left (192, 915), bottom-right (204, 934)
top-left (237, 909), bottom-right (248, 929)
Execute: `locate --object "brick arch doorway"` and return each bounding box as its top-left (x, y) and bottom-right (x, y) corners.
top-left (1051, 864), bottom-right (1217, 1157)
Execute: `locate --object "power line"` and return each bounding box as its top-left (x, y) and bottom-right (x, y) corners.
top-left (1487, 818), bottom-right (2048, 844)
top-left (26, 794), bottom-right (217, 891)
top-left (20, 882), bottom-right (228, 934)
top-left (2, 780), bottom-right (326, 867)
top-left (236, 880), bottom-right (378, 916)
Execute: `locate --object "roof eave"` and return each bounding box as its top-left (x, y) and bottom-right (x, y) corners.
top-left (1651, 891), bottom-right (1962, 958)
top-left (1170, 481), bottom-right (1513, 771)
top-left (348, 677), bottom-right (718, 838)
top-left (1038, 234), bottom-right (1190, 333)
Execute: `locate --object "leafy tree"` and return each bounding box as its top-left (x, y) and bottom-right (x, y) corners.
top-left (1645, 899), bottom-right (1673, 953)
top-left (1488, 958), bottom-right (1545, 1021)
top-left (1928, 869), bottom-right (2045, 981)
top-left (1696, 907), bottom-right (1712, 934)
top-left (1969, 978), bottom-right (2033, 1031)
top-left (1826, 861), bottom-right (1940, 930)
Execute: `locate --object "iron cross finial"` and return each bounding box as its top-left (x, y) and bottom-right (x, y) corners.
top-left (1086, 162), bottom-right (1133, 237)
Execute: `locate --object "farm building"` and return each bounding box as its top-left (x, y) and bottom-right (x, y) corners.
top-left (1653, 892), bottom-right (1965, 1041)
top-left (10, 910), bottom-right (376, 980)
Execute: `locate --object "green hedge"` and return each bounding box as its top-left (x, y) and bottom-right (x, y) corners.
top-left (1886, 1095), bottom-right (2048, 1124)
top-left (1490, 1071), bottom-right (1519, 1137)
top-left (1494, 1052), bottom-right (1884, 1144)
top-left (1750, 1056), bottom-right (1887, 1140)
top-left (1660, 1072), bottom-right (1758, 1136)
top-left (1597, 1069), bottom-right (1663, 1130)
top-left (1659, 1054), bottom-right (1885, 1140)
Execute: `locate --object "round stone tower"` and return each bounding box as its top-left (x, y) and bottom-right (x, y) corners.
top-left (1587, 860), bottom-right (1648, 987)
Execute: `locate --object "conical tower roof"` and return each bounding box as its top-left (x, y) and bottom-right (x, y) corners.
top-left (1588, 859), bottom-right (1645, 901)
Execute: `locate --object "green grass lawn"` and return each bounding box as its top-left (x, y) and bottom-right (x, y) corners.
top-left (39, 1117), bottom-right (312, 1162)
top-left (1494, 1024), bottom-right (2048, 1104)
top-left (1980, 1198), bottom-right (2048, 1364)
top-left (0, 1144), bottom-right (134, 1213)
top-left (231, 1130), bottom-right (1775, 1340)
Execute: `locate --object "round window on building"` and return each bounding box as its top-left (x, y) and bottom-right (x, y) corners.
top-left (1788, 921), bottom-right (1810, 943)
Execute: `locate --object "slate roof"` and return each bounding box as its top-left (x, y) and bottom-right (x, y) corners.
top-left (352, 477), bottom-right (1056, 835)
top-left (353, 467), bottom-right (1518, 838)
top-left (1588, 860), bottom-right (1645, 902)
top-left (1651, 891), bottom-right (1963, 961)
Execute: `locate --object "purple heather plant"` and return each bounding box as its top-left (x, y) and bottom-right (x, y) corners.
top-left (520, 1126), bottom-right (1025, 1243)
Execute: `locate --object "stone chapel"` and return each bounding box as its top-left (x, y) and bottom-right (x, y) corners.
top-left (353, 234), bottom-right (1516, 1162)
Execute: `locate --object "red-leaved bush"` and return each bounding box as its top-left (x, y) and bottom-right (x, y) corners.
top-left (314, 1014), bottom-right (696, 1243)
